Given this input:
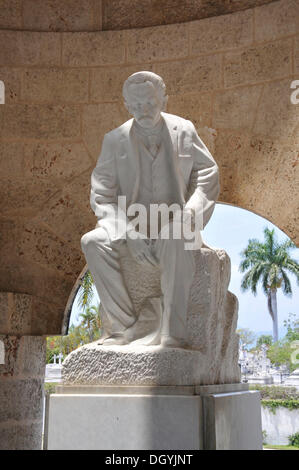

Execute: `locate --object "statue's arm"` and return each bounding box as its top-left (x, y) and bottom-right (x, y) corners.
top-left (90, 132), bottom-right (136, 240)
top-left (184, 122), bottom-right (220, 228)
top-left (90, 132), bottom-right (118, 215)
top-left (89, 134), bottom-right (121, 239)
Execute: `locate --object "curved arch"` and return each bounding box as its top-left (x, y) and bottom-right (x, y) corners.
top-left (0, 1), bottom-right (277, 32)
top-left (218, 201), bottom-right (298, 246)
top-left (61, 265), bottom-right (89, 335)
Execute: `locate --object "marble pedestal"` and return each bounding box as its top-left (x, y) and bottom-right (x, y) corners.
top-left (46, 383), bottom-right (262, 450)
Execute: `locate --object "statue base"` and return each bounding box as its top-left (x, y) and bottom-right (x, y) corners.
top-left (62, 247), bottom-right (241, 386)
top-left (45, 383), bottom-right (263, 450)
top-left (62, 343), bottom-right (204, 386)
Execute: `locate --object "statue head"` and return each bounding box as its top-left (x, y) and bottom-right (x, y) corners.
top-left (123, 71), bottom-right (168, 129)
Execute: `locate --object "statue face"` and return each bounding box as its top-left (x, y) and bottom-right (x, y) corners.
top-left (127, 81), bottom-right (163, 128)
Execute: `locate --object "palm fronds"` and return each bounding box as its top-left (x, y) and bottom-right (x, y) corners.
top-left (77, 270), bottom-right (94, 311)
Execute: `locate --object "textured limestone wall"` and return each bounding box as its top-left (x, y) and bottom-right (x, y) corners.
top-left (0, 0), bottom-right (276, 32)
top-left (0, 292), bottom-right (63, 335)
top-left (0, 292), bottom-right (47, 449)
top-left (0, 334), bottom-right (46, 450)
top-left (0, 0), bottom-right (298, 335)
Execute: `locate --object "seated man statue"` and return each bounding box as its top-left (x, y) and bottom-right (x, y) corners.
top-left (81, 71), bottom-right (219, 348)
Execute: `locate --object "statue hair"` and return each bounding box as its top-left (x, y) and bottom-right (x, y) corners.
top-left (123, 71), bottom-right (168, 110)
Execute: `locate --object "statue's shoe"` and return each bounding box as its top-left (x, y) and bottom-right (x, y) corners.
top-left (101, 333), bottom-right (129, 346)
top-left (160, 335), bottom-right (187, 349)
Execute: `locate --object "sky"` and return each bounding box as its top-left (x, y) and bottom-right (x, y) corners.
top-left (203, 204), bottom-right (299, 338)
top-left (70, 203), bottom-right (299, 340)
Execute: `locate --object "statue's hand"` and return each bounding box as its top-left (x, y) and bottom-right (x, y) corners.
top-left (126, 231), bottom-right (158, 266)
top-left (182, 208), bottom-right (196, 232)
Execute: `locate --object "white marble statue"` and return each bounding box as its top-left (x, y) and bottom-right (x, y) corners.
top-left (81, 71), bottom-right (219, 348)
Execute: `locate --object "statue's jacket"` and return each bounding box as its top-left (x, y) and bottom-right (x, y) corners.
top-left (90, 112), bottom-right (220, 240)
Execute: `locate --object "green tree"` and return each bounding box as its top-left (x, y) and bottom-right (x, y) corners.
top-left (267, 340), bottom-right (294, 372)
top-left (265, 314), bottom-right (299, 372)
top-left (284, 313), bottom-right (299, 342)
top-left (237, 328), bottom-right (256, 350)
top-left (79, 305), bottom-right (101, 342)
top-left (61, 324), bottom-right (88, 355)
top-left (46, 336), bottom-right (61, 363)
top-left (45, 304), bottom-right (103, 363)
top-left (256, 335), bottom-right (273, 348)
top-left (239, 228), bottom-right (299, 342)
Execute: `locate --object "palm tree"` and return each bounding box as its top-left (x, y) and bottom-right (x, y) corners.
top-left (79, 305), bottom-right (99, 342)
top-left (77, 270), bottom-right (94, 311)
top-left (239, 228), bottom-right (299, 342)
top-left (93, 304), bottom-right (102, 331)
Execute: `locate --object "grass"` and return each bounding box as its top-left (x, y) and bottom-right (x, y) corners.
top-left (264, 444), bottom-right (299, 450)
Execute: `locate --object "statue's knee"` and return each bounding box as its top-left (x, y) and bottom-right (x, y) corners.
top-left (81, 232), bottom-right (95, 254)
top-left (81, 228), bottom-right (111, 254)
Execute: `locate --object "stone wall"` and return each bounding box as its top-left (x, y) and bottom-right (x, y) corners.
top-left (0, 0), bottom-right (276, 31)
top-left (0, 292), bottom-right (63, 335)
top-left (0, 0), bottom-right (298, 335)
top-left (262, 406), bottom-right (299, 445)
top-left (0, 292), bottom-right (47, 449)
top-left (0, 334), bottom-right (46, 449)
